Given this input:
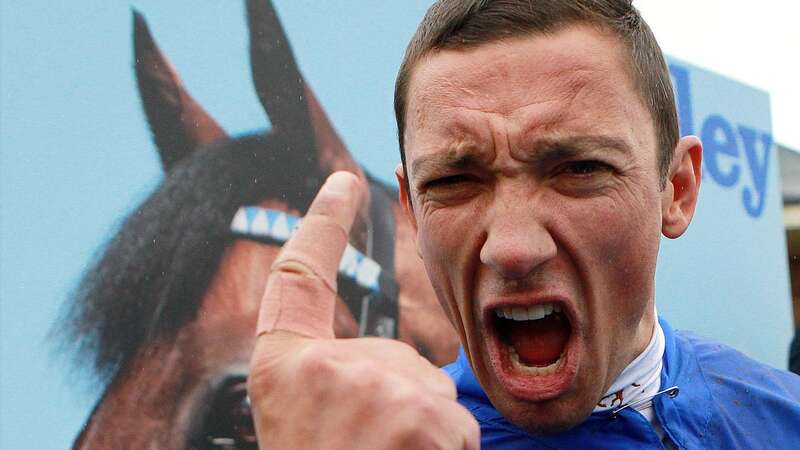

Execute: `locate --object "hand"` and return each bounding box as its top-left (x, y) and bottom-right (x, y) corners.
top-left (248, 171), bottom-right (480, 450)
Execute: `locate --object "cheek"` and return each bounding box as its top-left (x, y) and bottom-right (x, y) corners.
top-left (567, 197), bottom-right (660, 316)
top-left (417, 208), bottom-right (477, 283)
top-left (416, 208), bottom-right (480, 327)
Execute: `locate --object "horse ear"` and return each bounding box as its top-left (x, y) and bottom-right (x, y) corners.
top-left (133, 11), bottom-right (227, 172)
top-left (246, 0), bottom-right (362, 176)
top-left (246, 0), bottom-right (312, 140)
top-left (304, 86), bottom-right (363, 175)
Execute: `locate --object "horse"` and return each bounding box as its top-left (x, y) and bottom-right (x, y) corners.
top-left (61, 1), bottom-right (459, 448)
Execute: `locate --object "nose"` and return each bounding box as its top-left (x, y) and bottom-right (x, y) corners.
top-left (479, 195), bottom-right (557, 280)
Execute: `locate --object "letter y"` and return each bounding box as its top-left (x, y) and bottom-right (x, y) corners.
top-left (738, 125), bottom-right (773, 218)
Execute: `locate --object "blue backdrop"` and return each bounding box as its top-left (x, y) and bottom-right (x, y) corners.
top-left (0, 2), bottom-right (790, 448)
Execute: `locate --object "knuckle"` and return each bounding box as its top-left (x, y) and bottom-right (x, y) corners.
top-left (344, 360), bottom-right (388, 392)
top-left (394, 390), bottom-right (440, 423)
top-left (298, 359), bottom-right (340, 398)
top-left (413, 399), bottom-right (440, 424)
top-left (429, 382), bottom-right (457, 402)
top-left (295, 345), bottom-right (337, 379)
top-left (449, 403), bottom-right (481, 448)
top-left (390, 395), bottom-right (475, 449)
top-left (390, 402), bottom-right (450, 449)
top-left (439, 374), bottom-right (458, 398)
top-left (247, 344), bottom-right (337, 398)
top-left (464, 413), bottom-right (480, 442)
top-left (394, 430), bottom-right (441, 450)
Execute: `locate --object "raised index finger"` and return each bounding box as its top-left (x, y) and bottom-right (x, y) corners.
top-left (256, 171), bottom-right (363, 339)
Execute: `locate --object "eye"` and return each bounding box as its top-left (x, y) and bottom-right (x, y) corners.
top-left (561, 160), bottom-right (612, 176)
top-left (191, 376), bottom-right (258, 450)
top-left (424, 174), bottom-right (472, 189)
top-left (422, 173), bottom-right (479, 193)
top-left (419, 174), bottom-right (482, 204)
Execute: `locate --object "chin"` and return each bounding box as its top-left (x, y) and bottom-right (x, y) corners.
top-left (493, 390), bottom-right (598, 435)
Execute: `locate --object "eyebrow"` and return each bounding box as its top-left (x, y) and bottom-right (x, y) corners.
top-left (410, 151), bottom-right (485, 183)
top-left (410, 134), bottom-right (631, 181)
top-left (522, 135), bottom-right (632, 167)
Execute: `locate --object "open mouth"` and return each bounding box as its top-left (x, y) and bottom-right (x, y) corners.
top-left (487, 301), bottom-right (578, 399)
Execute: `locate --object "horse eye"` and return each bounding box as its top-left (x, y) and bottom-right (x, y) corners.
top-left (193, 376), bottom-right (258, 450)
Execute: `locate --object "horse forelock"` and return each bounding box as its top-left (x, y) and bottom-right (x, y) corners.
top-left (60, 132), bottom-right (323, 387)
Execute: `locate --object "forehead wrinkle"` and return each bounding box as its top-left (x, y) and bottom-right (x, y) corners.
top-left (410, 106), bottom-right (494, 164)
top-left (413, 72), bottom-right (488, 123)
top-left (410, 55), bottom-right (608, 146)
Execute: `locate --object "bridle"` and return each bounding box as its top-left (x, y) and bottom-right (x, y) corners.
top-left (74, 179), bottom-right (402, 450)
top-left (230, 176), bottom-right (400, 338)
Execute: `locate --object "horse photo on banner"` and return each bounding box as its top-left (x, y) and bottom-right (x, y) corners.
top-left (59, 1), bottom-right (459, 449)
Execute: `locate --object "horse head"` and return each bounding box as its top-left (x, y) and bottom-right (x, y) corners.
top-left (65, 1), bottom-right (458, 449)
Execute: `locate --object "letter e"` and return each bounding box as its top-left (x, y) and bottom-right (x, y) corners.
top-left (701, 114), bottom-right (740, 187)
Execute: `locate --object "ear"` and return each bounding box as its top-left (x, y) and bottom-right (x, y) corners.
top-left (133, 11), bottom-right (227, 172)
top-left (396, 163), bottom-right (419, 238)
top-left (246, 0), bottom-right (362, 179)
top-left (661, 136), bottom-right (702, 238)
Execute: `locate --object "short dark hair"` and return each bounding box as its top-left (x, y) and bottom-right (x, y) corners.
top-left (394, 0), bottom-right (678, 189)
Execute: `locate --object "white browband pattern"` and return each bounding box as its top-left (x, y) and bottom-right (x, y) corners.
top-left (230, 206), bottom-right (382, 294)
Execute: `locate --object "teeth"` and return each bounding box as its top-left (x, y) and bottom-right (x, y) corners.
top-left (509, 346), bottom-right (565, 375)
top-left (494, 302), bottom-right (562, 321)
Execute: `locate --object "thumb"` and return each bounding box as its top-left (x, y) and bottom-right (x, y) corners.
top-left (256, 171), bottom-right (363, 340)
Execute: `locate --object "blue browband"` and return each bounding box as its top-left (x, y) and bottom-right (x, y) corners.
top-left (230, 206), bottom-right (399, 338)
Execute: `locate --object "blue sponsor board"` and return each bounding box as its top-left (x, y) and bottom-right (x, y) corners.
top-left (656, 57), bottom-right (791, 368)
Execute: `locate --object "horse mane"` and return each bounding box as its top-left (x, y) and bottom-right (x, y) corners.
top-left (60, 0), bottom-right (377, 387)
top-left (60, 131), bottom-right (321, 384)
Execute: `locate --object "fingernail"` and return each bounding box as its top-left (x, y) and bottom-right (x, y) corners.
top-left (323, 171), bottom-right (356, 195)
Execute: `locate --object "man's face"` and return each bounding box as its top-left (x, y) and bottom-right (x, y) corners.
top-left (399, 25), bottom-right (671, 432)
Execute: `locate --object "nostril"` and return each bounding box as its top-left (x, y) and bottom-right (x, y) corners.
top-left (481, 249), bottom-right (536, 279)
top-left (480, 227), bottom-right (557, 279)
top-left (189, 375), bottom-right (258, 450)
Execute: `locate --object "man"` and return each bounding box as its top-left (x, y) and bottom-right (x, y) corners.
top-left (247, 0), bottom-right (800, 448)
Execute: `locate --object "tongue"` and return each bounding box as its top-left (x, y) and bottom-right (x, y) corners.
top-left (507, 314), bottom-right (570, 366)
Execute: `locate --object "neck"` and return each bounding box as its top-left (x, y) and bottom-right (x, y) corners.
top-left (594, 317), bottom-right (665, 415)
